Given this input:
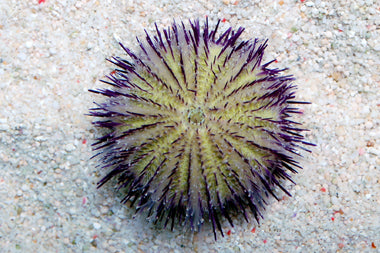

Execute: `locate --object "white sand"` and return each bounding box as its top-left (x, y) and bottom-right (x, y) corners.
top-left (0, 0), bottom-right (379, 252)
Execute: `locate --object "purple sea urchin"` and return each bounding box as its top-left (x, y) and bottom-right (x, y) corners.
top-left (89, 19), bottom-right (313, 239)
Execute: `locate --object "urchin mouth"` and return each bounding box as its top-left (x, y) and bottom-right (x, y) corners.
top-left (187, 107), bottom-right (206, 124)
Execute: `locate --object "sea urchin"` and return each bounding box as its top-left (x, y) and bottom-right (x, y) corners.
top-left (89, 19), bottom-right (313, 239)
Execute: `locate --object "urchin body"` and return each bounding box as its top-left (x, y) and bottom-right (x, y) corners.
top-left (90, 19), bottom-right (312, 239)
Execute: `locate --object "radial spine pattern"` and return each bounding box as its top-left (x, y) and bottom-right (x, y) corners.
top-left (89, 19), bottom-right (312, 239)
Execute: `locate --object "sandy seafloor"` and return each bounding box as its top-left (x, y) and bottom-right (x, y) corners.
top-left (0, 0), bottom-right (379, 252)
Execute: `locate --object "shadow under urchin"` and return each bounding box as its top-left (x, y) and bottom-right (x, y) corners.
top-left (89, 18), bottom-right (314, 240)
